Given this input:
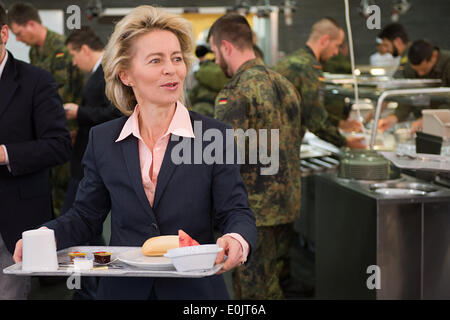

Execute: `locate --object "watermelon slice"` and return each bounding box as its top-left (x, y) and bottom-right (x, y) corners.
top-left (178, 229), bottom-right (200, 247)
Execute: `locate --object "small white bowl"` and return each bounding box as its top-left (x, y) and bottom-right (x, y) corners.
top-left (164, 244), bottom-right (223, 272)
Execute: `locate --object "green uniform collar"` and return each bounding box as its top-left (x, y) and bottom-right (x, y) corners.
top-left (304, 45), bottom-right (319, 63)
top-left (234, 58), bottom-right (265, 76)
top-left (226, 58), bottom-right (265, 87)
top-left (432, 48), bottom-right (449, 75)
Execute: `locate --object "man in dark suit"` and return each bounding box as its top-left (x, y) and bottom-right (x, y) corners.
top-left (0, 4), bottom-right (71, 299)
top-left (61, 26), bottom-right (122, 300)
top-left (62, 26), bottom-right (122, 215)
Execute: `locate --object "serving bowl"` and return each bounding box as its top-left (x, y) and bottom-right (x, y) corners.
top-left (164, 244), bottom-right (222, 272)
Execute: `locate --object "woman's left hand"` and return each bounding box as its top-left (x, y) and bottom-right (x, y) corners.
top-left (215, 235), bottom-right (243, 274)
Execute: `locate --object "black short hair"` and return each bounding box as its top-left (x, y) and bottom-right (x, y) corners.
top-left (408, 40), bottom-right (435, 65)
top-left (378, 23), bottom-right (409, 43)
top-left (66, 26), bottom-right (104, 51)
top-left (0, 2), bottom-right (7, 27)
top-left (7, 2), bottom-right (41, 26)
top-left (195, 45), bottom-right (211, 58)
top-left (208, 14), bottom-right (253, 50)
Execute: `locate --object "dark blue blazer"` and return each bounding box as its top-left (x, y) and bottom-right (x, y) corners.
top-left (45, 111), bottom-right (257, 300)
top-left (0, 52), bottom-right (71, 254)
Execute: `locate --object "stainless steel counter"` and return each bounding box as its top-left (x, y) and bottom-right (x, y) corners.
top-left (315, 172), bottom-right (450, 299)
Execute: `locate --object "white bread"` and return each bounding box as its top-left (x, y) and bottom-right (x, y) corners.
top-left (142, 235), bottom-right (179, 256)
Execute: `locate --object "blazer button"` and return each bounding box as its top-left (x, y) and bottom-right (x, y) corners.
top-left (152, 223), bottom-right (158, 231)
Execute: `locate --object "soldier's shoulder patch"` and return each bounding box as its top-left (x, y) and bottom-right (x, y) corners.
top-left (55, 52), bottom-right (65, 58)
top-left (218, 98), bottom-right (228, 105)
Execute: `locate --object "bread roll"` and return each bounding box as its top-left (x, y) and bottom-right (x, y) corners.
top-left (142, 235), bottom-right (179, 256)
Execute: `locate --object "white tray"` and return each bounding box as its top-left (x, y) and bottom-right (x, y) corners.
top-left (3, 246), bottom-right (223, 278)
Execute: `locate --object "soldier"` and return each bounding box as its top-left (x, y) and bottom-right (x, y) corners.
top-left (7, 2), bottom-right (84, 216)
top-left (209, 13), bottom-right (302, 299)
top-left (377, 23), bottom-right (412, 78)
top-left (378, 40), bottom-right (450, 133)
top-left (7, 2), bottom-right (84, 103)
top-left (188, 45), bottom-right (228, 117)
top-left (274, 17), bottom-right (366, 149)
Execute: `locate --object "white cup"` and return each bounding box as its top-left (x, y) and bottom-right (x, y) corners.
top-left (22, 229), bottom-right (58, 272)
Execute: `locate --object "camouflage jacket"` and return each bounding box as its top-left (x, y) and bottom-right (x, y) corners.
top-left (29, 29), bottom-right (84, 104)
top-left (215, 58), bottom-right (302, 227)
top-left (274, 46), bottom-right (347, 147)
top-left (395, 49), bottom-right (450, 122)
top-left (189, 60), bottom-right (228, 117)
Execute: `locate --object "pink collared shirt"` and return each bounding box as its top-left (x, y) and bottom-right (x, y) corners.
top-left (116, 102), bottom-right (249, 263)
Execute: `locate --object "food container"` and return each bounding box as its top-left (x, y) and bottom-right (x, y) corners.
top-left (73, 257), bottom-right (93, 271)
top-left (164, 244), bottom-right (223, 272)
top-left (68, 251), bottom-right (86, 262)
top-left (93, 251), bottom-right (112, 264)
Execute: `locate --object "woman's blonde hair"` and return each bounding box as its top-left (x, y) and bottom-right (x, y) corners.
top-left (102, 5), bottom-right (195, 115)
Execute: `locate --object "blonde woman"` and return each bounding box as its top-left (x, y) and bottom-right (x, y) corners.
top-left (13, 6), bottom-right (257, 300)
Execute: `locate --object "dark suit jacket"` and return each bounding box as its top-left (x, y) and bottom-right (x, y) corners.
top-left (45, 111), bottom-right (257, 299)
top-left (71, 65), bottom-right (122, 180)
top-left (0, 52), bottom-right (72, 254)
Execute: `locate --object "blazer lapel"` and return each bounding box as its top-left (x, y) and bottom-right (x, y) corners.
top-left (152, 135), bottom-right (180, 210)
top-left (120, 137), bottom-right (155, 217)
top-left (0, 54), bottom-right (19, 121)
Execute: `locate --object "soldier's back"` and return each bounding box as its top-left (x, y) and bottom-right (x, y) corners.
top-left (215, 58), bottom-right (302, 227)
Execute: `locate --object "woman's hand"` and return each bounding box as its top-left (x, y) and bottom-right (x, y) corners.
top-left (215, 235), bottom-right (244, 274)
top-left (13, 239), bottom-right (23, 263)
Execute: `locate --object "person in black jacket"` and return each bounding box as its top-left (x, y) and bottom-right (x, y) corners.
top-left (0, 4), bottom-right (71, 299)
top-left (62, 26), bottom-right (122, 215)
top-left (61, 26), bottom-right (122, 300)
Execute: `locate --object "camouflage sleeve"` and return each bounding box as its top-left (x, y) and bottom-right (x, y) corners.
top-left (215, 92), bottom-right (249, 130)
top-left (50, 50), bottom-right (70, 99)
top-left (51, 51), bottom-right (84, 104)
top-left (295, 70), bottom-right (347, 147)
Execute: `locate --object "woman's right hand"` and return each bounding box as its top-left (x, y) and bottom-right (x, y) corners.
top-left (13, 239), bottom-right (23, 263)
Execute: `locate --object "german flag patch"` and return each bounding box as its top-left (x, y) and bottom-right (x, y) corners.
top-left (218, 98), bottom-right (228, 105)
top-left (55, 52), bottom-right (65, 58)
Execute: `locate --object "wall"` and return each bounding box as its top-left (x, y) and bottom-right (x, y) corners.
top-left (3, 0), bottom-right (450, 65)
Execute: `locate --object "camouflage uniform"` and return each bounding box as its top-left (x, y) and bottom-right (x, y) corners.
top-left (274, 46), bottom-right (347, 147)
top-left (394, 49), bottom-right (450, 122)
top-left (322, 53), bottom-right (352, 74)
top-left (188, 60), bottom-right (228, 117)
top-left (29, 29), bottom-right (84, 103)
top-left (215, 58), bottom-right (302, 299)
top-left (393, 43), bottom-right (412, 79)
top-left (29, 29), bottom-right (84, 216)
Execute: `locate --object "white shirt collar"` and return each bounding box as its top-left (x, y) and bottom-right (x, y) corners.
top-left (92, 54), bottom-right (103, 73)
top-left (0, 50), bottom-right (9, 80)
